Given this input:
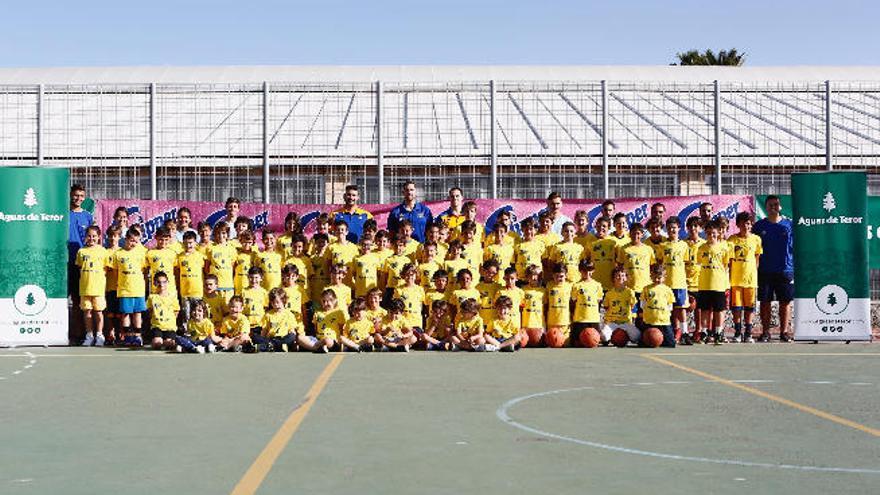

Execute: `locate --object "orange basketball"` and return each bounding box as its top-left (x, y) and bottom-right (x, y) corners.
top-left (546, 327), bottom-right (567, 348)
top-left (526, 328), bottom-right (545, 347)
top-left (642, 327), bottom-right (664, 348)
top-left (578, 327), bottom-right (601, 348)
top-left (610, 328), bottom-right (629, 348)
top-left (519, 331), bottom-right (529, 348)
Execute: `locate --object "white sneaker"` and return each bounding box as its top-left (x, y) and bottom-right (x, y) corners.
top-left (175, 345), bottom-right (183, 353)
top-left (195, 345), bottom-right (206, 354)
top-left (95, 334), bottom-right (105, 347)
top-left (207, 343), bottom-right (217, 353)
top-left (485, 344), bottom-right (499, 352)
top-left (82, 333), bottom-right (95, 347)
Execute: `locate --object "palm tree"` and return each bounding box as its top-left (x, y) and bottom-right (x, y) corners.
top-left (673, 49), bottom-right (745, 66)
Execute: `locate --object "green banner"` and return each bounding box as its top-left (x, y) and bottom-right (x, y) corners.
top-left (0, 167), bottom-right (70, 346)
top-left (791, 172), bottom-right (871, 341)
top-left (758, 194), bottom-right (880, 270)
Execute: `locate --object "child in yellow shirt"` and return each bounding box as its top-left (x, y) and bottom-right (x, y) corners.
top-left (76, 225), bottom-right (111, 346)
top-left (486, 295), bottom-right (520, 352)
top-left (452, 298), bottom-right (485, 351)
top-left (176, 300), bottom-right (219, 354)
top-left (571, 260), bottom-right (604, 345)
top-left (640, 264), bottom-right (676, 348)
top-left (313, 289), bottom-right (346, 353)
top-left (241, 266), bottom-right (269, 340)
top-left (422, 299), bottom-right (453, 351)
top-left (521, 264), bottom-right (547, 346)
top-left (146, 271), bottom-right (180, 350)
top-left (341, 297), bottom-right (375, 352)
top-left (376, 298), bottom-right (417, 352)
top-left (217, 296), bottom-right (252, 352)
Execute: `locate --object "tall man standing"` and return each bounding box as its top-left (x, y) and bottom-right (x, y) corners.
top-left (387, 181), bottom-right (433, 243)
top-left (332, 184), bottom-right (373, 242)
top-left (753, 195), bottom-right (794, 342)
top-left (68, 184), bottom-right (93, 344)
top-left (437, 187), bottom-right (466, 231)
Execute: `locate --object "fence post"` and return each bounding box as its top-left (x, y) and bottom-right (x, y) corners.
top-left (36, 84), bottom-right (44, 166)
top-left (490, 80), bottom-right (497, 199)
top-left (150, 83), bottom-right (157, 200)
top-left (714, 80), bottom-right (722, 195)
top-left (601, 80), bottom-right (609, 198)
top-left (262, 81), bottom-right (270, 204)
top-left (376, 80), bottom-right (384, 204)
top-left (825, 80), bottom-right (833, 171)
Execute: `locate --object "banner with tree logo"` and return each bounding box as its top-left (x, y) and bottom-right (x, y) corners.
top-left (0, 167), bottom-right (69, 346)
top-left (792, 172), bottom-right (871, 341)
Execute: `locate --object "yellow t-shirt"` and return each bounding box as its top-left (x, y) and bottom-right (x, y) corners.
top-left (207, 243), bottom-right (237, 289)
top-left (105, 245), bottom-right (120, 292)
top-left (443, 258), bottom-right (470, 282)
top-left (403, 238), bottom-right (421, 260)
top-left (313, 308), bottom-right (346, 340)
top-left (344, 317), bottom-right (375, 341)
top-left (353, 252), bottom-right (383, 297)
top-left (535, 232), bottom-right (562, 249)
top-left (603, 287), bottom-right (637, 324)
top-left (455, 314), bottom-right (484, 338)
top-left (484, 243), bottom-right (515, 277)
top-left (328, 242), bottom-right (359, 273)
top-left (307, 234), bottom-right (338, 256)
top-left (394, 284), bottom-right (426, 328)
top-left (147, 293), bottom-right (180, 331)
top-left (204, 292), bottom-right (227, 327)
top-left (495, 286), bottom-right (525, 328)
top-left (450, 287), bottom-right (481, 312)
top-left (326, 283), bottom-right (352, 315)
top-left (588, 237), bottom-right (619, 290)
top-left (641, 283), bottom-right (675, 326)
top-left (276, 233), bottom-right (295, 260)
top-left (187, 318), bottom-right (215, 341)
top-left (261, 310), bottom-right (297, 337)
top-left (76, 245), bottom-right (111, 297)
top-left (254, 250), bottom-right (283, 291)
top-left (548, 242), bottom-right (585, 282)
top-left (424, 289), bottom-right (448, 314)
top-left (366, 307), bottom-right (388, 331)
top-left (241, 286), bottom-right (269, 326)
top-left (382, 253), bottom-right (411, 289)
top-left (475, 281), bottom-right (499, 323)
top-left (176, 250), bottom-right (206, 298)
top-left (461, 242), bottom-right (484, 275)
top-left (685, 238), bottom-right (706, 291)
top-left (615, 243), bottom-right (656, 293)
top-left (697, 242), bottom-right (732, 291)
top-left (381, 316), bottom-right (408, 339)
top-left (571, 279), bottom-right (603, 323)
top-left (425, 313), bottom-right (452, 339)
top-left (219, 314), bottom-right (250, 337)
top-left (282, 255), bottom-right (310, 294)
top-left (482, 231), bottom-right (520, 248)
top-left (514, 239), bottom-right (546, 279)
top-left (232, 249), bottom-right (255, 295)
top-left (489, 316), bottom-right (519, 340)
top-left (660, 240), bottom-right (689, 290)
top-left (308, 250), bottom-right (331, 303)
top-left (644, 236), bottom-right (668, 263)
top-left (522, 286), bottom-right (547, 329)
top-left (147, 247), bottom-right (178, 294)
top-left (546, 281), bottom-right (573, 327)
top-left (282, 285), bottom-right (305, 319)
top-left (196, 242), bottom-right (213, 258)
top-left (114, 248), bottom-right (147, 298)
top-left (575, 232), bottom-right (597, 252)
top-left (727, 233), bottom-right (763, 288)
top-left (417, 260), bottom-right (442, 289)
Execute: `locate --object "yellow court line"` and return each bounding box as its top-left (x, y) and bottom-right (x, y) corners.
top-left (230, 354), bottom-right (345, 495)
top-left (643, 354), bottom-right (880, 438)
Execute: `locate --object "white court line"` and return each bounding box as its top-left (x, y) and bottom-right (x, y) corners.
top-left (496, 386), bottom-right (880, 475)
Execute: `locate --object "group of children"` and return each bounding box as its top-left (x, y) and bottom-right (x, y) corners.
top-left (73, 201), bottom-right (763, 353)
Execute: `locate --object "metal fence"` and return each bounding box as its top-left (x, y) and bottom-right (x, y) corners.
top-left (1, 80), bottom-right (879, 203)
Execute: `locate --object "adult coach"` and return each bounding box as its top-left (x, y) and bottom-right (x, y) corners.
top-left (436, 187), bottom-right (466, 231)
top-left (387, 181), bottom-right (433, 243)
top-left (753, 195), bottom-right (794, 342)
top-left (68, 184), bottom-right (93, 344)
top-left (532, 192), bottom-right (571, 234)
top-left (222, 197), bottom-right (241, 239)
top-left (332, 184), bottom-right (373, 242)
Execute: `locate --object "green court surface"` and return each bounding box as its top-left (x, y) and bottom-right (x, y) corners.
top-left (1, 345), bottom-right (879, 495)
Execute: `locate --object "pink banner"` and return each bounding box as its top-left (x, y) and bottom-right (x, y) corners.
top-left (96, 195), bottom-right (754, 246)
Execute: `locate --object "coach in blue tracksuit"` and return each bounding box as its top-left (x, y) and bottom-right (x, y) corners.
top-left (332, 184), bottom-right (373, 243)
top-left (753, 195), bottom-right (794, 342)
top-left (387, 181), bottom-right (433, 243)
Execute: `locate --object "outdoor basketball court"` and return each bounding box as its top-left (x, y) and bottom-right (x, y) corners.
top-left (1, 344), bottom-right (878, 494)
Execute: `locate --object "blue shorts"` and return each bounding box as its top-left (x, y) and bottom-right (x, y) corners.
top-left (118, 296), bottom-right (147, 314)
top-left (757, 272), bottom-right (794, 303)
top-left (672, 289), bottom-right (688, 309)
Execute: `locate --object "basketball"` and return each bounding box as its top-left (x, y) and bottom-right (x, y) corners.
top-left (610, 328), bottom-right (629, 348)
top-left (642, 327), bottom-right (664, 348)
top-left (578, 327), bottom-right (601, 348)
top-left (546, 327), bottom-right (567, 348)
top-left (526, 328), bottom-right (545, 347)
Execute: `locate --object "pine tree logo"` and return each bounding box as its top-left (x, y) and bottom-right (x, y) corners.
top-left (822, 192), bottom-right (836, 212)
top-left (26, 292), bottom-right (36, 306)
top-left (827, 292), bottom-right (837, 307)
top-left (817, 284), bottom-right (848, 315)
top-left (23, 187), bottom-right (38, 208)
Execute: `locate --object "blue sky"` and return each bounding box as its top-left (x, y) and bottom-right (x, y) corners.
top-left (1, 0), bottom-right (877, 67)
